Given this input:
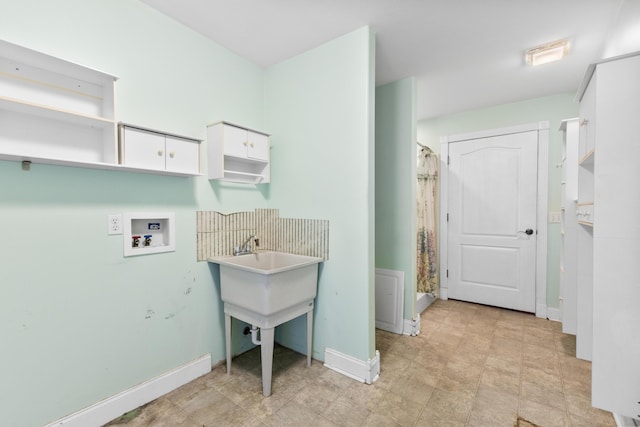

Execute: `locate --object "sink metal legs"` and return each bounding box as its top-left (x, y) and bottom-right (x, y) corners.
top-left (224, 302), bottom-right (314, 397)
top-left (306, 310), bottom-right (313, 367)
top-left (259, 327), bottom-right (275, 396)
top-left (225, 313), bottom-right (232, 375)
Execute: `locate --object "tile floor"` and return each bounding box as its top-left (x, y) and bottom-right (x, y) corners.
top-left (105, 299), bottom-right (616, 427)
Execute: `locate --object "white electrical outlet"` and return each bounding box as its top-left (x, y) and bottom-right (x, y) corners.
top-left (107, 214), bottom-right (123, 235)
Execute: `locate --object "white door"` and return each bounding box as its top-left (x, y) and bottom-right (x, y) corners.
top-left (447, 131), bottom-right (538, 312)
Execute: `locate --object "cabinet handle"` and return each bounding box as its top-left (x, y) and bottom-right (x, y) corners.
top-left (157, 149), bottom-right (163, 156)
top-left (243, 141), bottom-right (248, 146)
top-left (250, 143), bottom-right (254, 148)
top-left (169, 151), bottom-right (175, 158)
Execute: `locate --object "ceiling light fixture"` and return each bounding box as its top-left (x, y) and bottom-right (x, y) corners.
top-left (525, 39), bottom-right (570, 66)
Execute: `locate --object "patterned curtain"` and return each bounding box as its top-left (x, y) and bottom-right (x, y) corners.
top-left (417, 146), bottom-right (439, 295)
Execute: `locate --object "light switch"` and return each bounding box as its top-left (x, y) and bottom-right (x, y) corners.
top-left (548, 211), bottom-right (561, 223)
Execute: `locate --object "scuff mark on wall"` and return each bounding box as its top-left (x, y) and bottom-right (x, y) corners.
top-left (144, 309), bottom-right (154, 319)
top-left (163, 306), bottom-right (186, 320)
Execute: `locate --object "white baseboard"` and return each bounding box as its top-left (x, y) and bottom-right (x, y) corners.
top-left (440, 287), bottom-right (448, 300)
top-left (546, 307), bottom-right (561, 322)
top-left (45, 354), bottom-right (212, 427)
top-left (403, 317), bottom-right (420, 336)
top-left (536, 302), bottom-right (547, 319)
top-left (324, 348), bottom-right (380, 384)
top-left (613, 412), bottom-right (639, 427)
top-left (416, 292), bottom-right (436, 314)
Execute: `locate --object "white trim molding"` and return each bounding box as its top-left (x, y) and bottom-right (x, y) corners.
top-left (546, 306), bottom-right (561, 322)
top-left (613, 413), bottom-right (639, 427)
top-left (374, 268), bottom-right (405, 334)
top-left (439, 122), bottom-right (549, 318)
top-left (403, 316), bottom-right (420, 336)
top-left (324, 348), bottom-right (380, 384)
top-left (45, 354), bottom-right (212, 427)
top-left (536, 303), bottom-right (548, 320)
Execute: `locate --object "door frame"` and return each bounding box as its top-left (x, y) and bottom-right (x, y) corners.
top-left (439, 122), bottom-right (549, 318)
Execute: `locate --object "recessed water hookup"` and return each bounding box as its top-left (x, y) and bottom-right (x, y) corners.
top-left (123, 212), bottom-right (175, 257)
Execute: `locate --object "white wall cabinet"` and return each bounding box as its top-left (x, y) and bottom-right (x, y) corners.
top-left (577, 51), bottom-right (640, 421)
top-left (559, 118), bottom-right (579, 336)
top-left (208, 121), bottom-right (270, 183)
top-left (119, 124), bottom-right (201, 176)
top-left (0, 39), bottom-right (117, 169)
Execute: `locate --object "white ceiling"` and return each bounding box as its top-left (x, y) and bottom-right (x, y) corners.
top-left (141, 0), bottom-right (623, 120)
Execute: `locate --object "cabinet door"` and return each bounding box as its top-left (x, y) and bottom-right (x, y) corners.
top-left (122, 127), bottom-right (165, 171)
top-left (165, 136), bottom-right (199, 174)
top-left (247, 131), bottom-right (269, 161)
top-left (223, 124), bottom-right (249, 158)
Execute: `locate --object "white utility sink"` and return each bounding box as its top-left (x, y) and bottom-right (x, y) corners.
top-left (213, 251), bottom-right (322, 317)
top-left (208, 251), bottom-right (323, 396)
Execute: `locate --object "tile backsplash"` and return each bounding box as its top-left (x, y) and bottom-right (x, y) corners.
top-left (196, 208), bottom-right (329, 261)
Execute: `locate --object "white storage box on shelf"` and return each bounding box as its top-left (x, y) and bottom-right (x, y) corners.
top-left (0, 39), bottom-right (118, 169)
top-left (207, 121), bottom-right (270, 184)
top-left (118, 123), bottom-right (201, 176)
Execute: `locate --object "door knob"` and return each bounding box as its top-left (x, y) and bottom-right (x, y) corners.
top-left (525, 228), bottom-right (534, 235)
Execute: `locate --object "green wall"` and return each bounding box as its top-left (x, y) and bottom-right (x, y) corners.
top-left (417, 92), bottom-right (579, 309)
top-left (0, 1), bottom-right (375, 425)
top-left (265, 27), bottom-right (376, 361)
top-left (375, 78), bottom-right (418, 320)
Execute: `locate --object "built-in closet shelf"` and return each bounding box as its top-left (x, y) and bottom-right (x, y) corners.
top-left (559, 118), bottom-right (579, 339)
top-left (576, 202), bottom-right (594, 227)
top-left (579, 148), bottom-right (595, 166)
top-left (0, 96), bottom-right (115, 129)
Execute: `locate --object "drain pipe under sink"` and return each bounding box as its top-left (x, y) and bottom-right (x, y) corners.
top-left (250, 325), bottom-right (261, 345)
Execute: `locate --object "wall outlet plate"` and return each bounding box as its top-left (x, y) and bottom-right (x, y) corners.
top-left (108, 214), bottom-right (123, 235)
top-left (548, 211), bottom-right (561, 224)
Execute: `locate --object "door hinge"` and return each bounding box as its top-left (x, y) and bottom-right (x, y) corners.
top-left (446, 269), bottom-right (449, 278)
top-left (447, 155), bottom-right (450, 165)
top-left (446, 213), bottom-right (449, 222)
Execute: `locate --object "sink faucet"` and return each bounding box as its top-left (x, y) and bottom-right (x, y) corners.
top-left (234, 235), bottom-right (259, 256)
